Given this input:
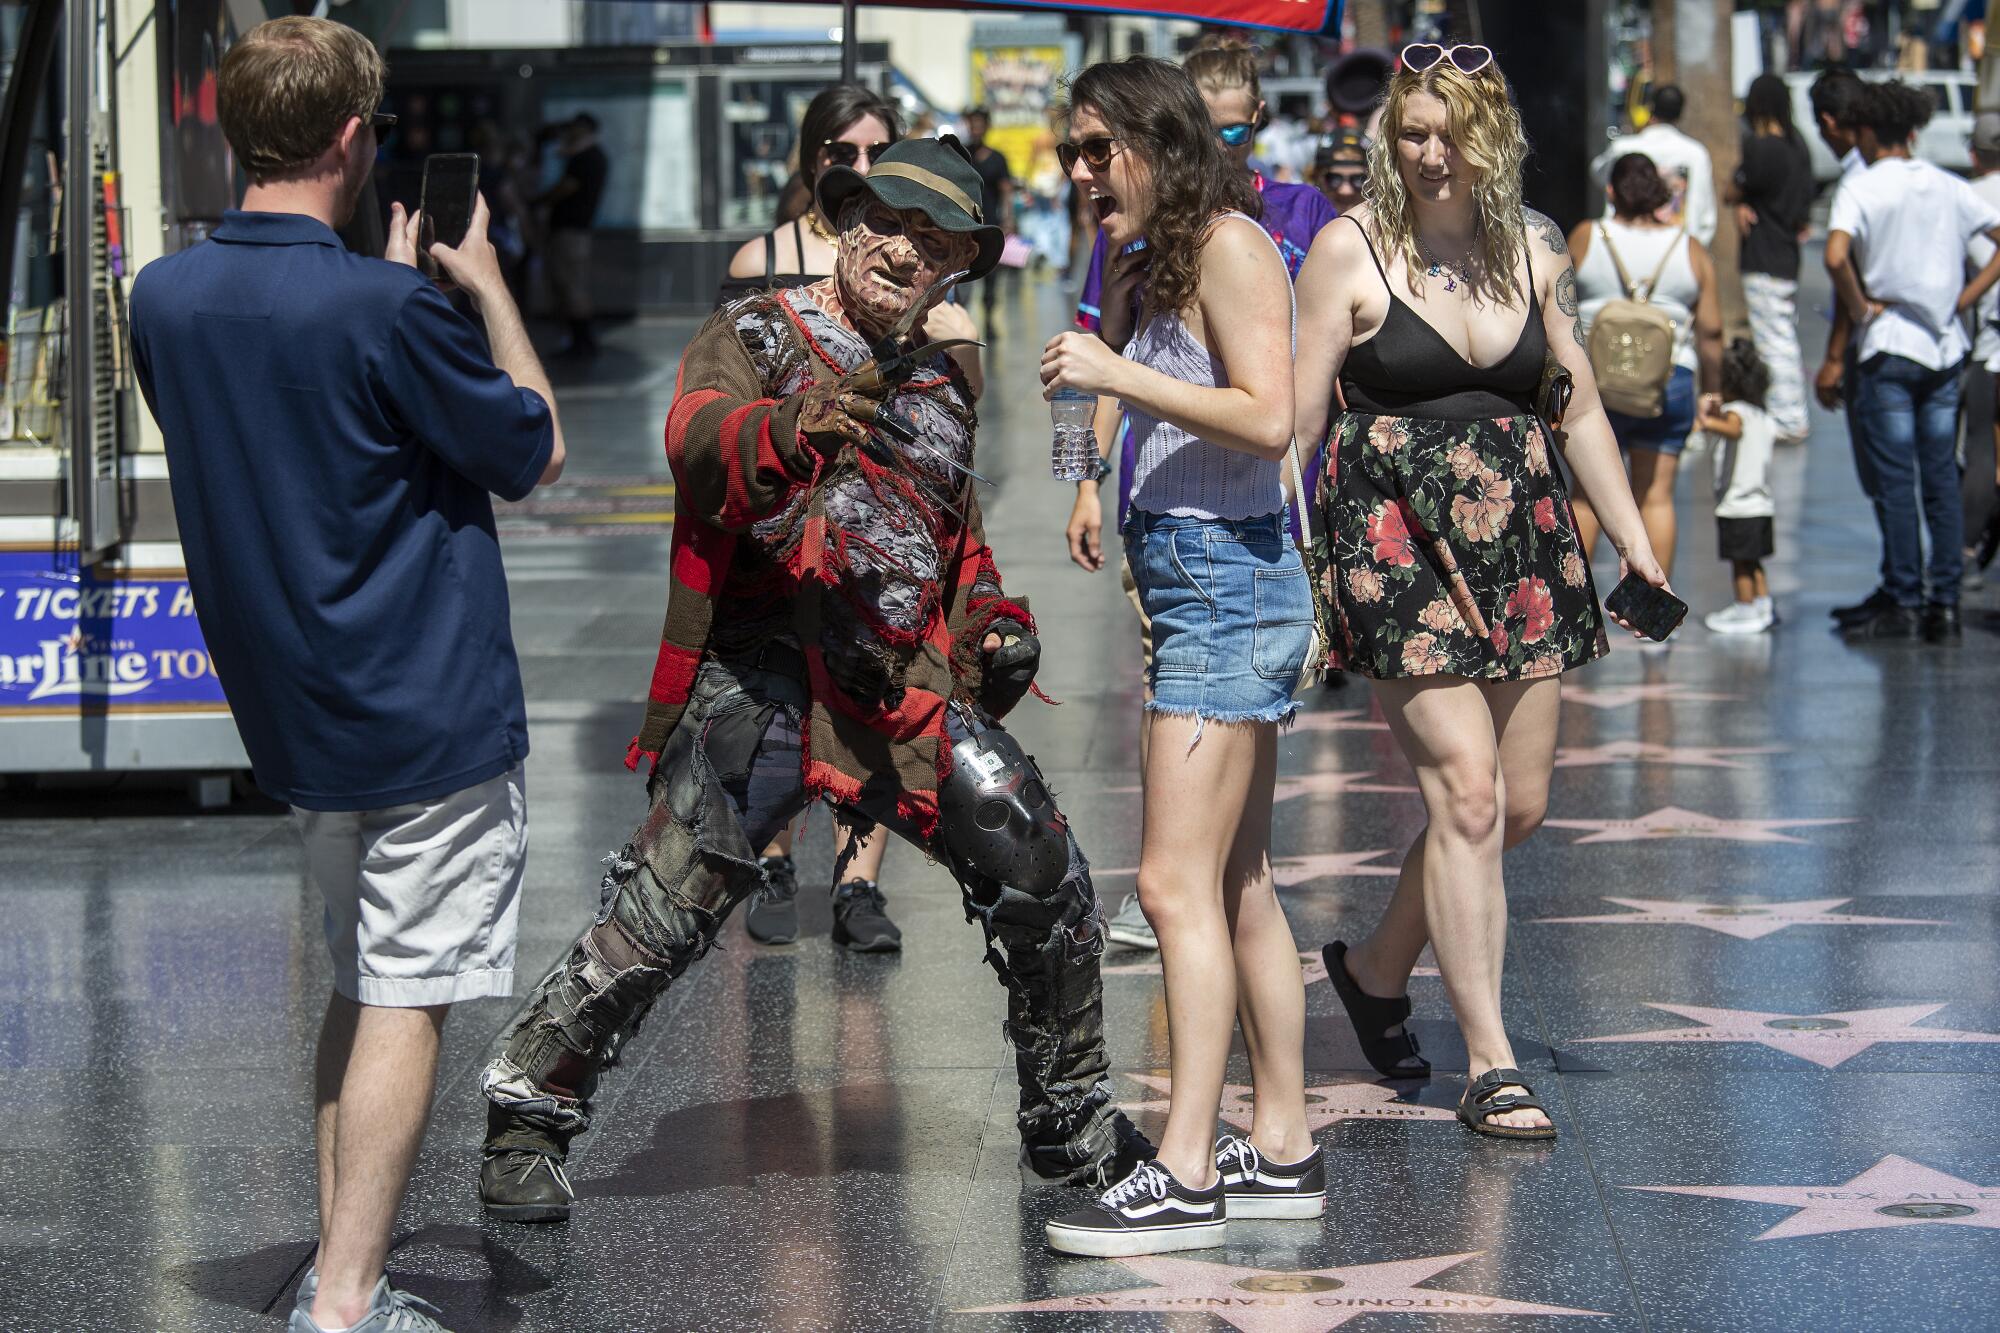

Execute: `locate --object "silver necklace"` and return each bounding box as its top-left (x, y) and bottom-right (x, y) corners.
top-left (1414, 230), bottom-right (1477, 293)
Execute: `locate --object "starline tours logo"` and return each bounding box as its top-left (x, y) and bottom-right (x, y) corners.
top-left (0, 572), bottom-right (219, 705)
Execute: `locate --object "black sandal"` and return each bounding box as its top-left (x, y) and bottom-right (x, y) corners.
top-left (1456, 1068), bottom-right (1557, 1140)
top-left (1323, 940), bottom-right (1430, 1079)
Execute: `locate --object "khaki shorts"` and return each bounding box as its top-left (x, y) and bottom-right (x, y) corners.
top-left (293, 767), bottom-right (527, 1007)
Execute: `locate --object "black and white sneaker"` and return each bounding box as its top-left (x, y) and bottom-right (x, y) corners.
top-left (1045, 1159), bottom-right (1226, 1257)
top-left (1215, 1133), bottom-right (1326, 1220)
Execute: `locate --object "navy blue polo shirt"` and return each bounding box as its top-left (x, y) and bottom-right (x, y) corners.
top-left (130, 211), bottom-right (553, 811)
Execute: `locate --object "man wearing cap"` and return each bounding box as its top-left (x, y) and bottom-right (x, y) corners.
top-left (475, 138), bottom-right (1149, 1221)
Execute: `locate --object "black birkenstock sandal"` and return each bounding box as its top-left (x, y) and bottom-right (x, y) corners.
top-left (1456, 1068), bottom-right (1557, 1140)
top-left (1323, 940), bottom-right (1431, 1079)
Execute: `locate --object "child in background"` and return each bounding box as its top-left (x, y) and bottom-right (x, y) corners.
top-left (1700, 338), bottom-right (1779, 634)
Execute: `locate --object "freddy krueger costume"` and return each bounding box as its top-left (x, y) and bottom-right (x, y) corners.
top-left (477, 138), bottom-right (1149, 1221)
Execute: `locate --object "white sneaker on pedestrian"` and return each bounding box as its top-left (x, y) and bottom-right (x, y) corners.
top-left (1704, 601), bottom-right (1774, 635)
top-left (1105, 894), bottom-right (1158, 951)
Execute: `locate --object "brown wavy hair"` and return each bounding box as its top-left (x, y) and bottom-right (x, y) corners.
top-left (1064, 57), bottom-right (1259, 317)
top-left (1366, 58), bottom-right (1528, 305)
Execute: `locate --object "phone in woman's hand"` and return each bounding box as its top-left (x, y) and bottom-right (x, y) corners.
top-left (1603, 571), bottom-right (1688, 641)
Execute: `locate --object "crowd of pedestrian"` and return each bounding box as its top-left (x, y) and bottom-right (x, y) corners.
top-left (120, 16), bottom-right (2000, 1328)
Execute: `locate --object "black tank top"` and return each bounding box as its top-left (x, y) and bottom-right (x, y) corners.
top-left (1340, 216), bottom-right (1545, 421)
top-left (714, 218), bottom-right (822, 309)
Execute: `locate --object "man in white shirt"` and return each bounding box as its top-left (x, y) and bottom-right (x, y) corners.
top-left (1592, 84), bottom-right (1717, 246)
top-left (1807, 68), bottom-right (1894, 626)
top-left (1827, 80), bottom-right (2000, 642)
top-left (1962, 115), bottom-right (2000, 574)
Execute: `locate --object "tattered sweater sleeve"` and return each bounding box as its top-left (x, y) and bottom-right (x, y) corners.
top-left (664, 311), bottom-right (821, 533)
top-left (943, 489), bottom-right (1037, 715)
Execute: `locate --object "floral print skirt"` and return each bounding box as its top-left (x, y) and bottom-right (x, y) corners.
top-left (1313, 410), bottom-right (1609, 681)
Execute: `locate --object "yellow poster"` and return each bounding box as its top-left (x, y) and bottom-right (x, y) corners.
top-left (970, 44), bottom-right (1071, 186)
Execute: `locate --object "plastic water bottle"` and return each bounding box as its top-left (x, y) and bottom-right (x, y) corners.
top-left (1050, 387), bottom-right (1097, 482)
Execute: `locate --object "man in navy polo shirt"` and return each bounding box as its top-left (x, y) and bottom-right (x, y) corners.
top-left (129, 17), bottom-right (563, 1333)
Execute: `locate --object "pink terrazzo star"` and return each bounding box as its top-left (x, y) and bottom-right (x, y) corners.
top-left (1123, 1072), bottom-right (1459, 1131)
top-left (963, 1252), bottom-right (1604, 1330)
top-left (1534, 898), bottom-right (1941, 940)
top-left (1628, 1155), bottom-right (2000, 1239)
top-left (1542, 806), bottom-right (1855, 844)
top-left (1578, 1003), bottom-right (2000, 1068)
top-left (1107, 951), bottom-right (1437, 981)
top-left (1106, 771), bottom-right (1414, 804)
top-left (1288, 708), bottom-right (1390, 732)
top-left (1095, 850), bottom-right (1402, 883)
top-left (1552, 740), bottom-right (1784, 769)
top-left (1561, 683), bottom-right (1741, 709)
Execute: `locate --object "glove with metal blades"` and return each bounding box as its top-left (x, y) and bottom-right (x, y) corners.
top-left (797, 381), bottom-right (891, 459)
top-left (978, 617), bottom-right (1041, 718)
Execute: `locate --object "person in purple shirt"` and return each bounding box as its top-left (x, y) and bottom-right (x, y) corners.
top-left (1064, 39), bottom-right (1339, 951)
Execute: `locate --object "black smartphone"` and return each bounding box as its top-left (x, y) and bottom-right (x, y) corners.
top-left (418, 153), bottom-right (479, 281)
top-left (1603, 571), bottom-right (1688, 642)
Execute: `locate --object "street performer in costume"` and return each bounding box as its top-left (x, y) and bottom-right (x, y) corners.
top-left (478, 138), bottom-right (1149, 1220)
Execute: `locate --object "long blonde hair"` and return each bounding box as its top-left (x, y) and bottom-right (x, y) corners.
top-left (1365, 60), bottom-right (1528, 305)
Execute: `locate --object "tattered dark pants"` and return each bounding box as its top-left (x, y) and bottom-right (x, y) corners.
top-left (484, 655), bottom-right (1130, 1185)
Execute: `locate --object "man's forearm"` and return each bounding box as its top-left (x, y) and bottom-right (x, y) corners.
top-left (1959, 249), bottom-right (2000, 313)
top-left (1830, 260), bottom-right (1872, 327)
top-left (478, 286), bottom-right (566, 482)
top-left (1826, 302), bottom-right (1853, 362)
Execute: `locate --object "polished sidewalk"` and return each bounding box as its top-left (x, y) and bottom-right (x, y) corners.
top-left (2, 269), bottom-right (1997, 1332)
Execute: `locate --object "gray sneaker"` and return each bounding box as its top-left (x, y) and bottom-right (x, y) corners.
top-left (1105, 894), bottom-right (1157, 951)
top-left (290, 1276), bottom-right (451, 1332)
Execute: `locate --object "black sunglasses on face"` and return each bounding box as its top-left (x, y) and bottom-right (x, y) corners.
top-left (1320, 170), bottom-right (1368, 190)
top-left (1057, 136), bottom-right (1125, 175)
top-left (822, 139), bottom-right (893, 169)
top-left (369, 111), bottom-right (397, 136)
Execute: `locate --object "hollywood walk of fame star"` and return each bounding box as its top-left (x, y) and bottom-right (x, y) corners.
top-left (1542, 806), bottom-right (1855, 845)
top-left (1107, 951), bottom-right (1439, 981)
top-left (1628, 1155), bottom-right (2000, 1239)
top-left (1106, 771), bottom-right (1415, 804)
top-left (1288, 709), bottom-right (1390, 732)
top-left (1561, 682), bottom-right (1740, 709)
top-left (1579, 1003), bottom-right (2000, 1069)
top-left (1123, 1072), bottom-right (1458, 1131)
top-left (962, 1252), bottom-right (1605, 1331)
top-left (1533, 897), bottom-right (1942, 940)
top-left (1095, 850), bottom-right (1403, 884)
top-left (1552, 740), bottom-right (1784, 770)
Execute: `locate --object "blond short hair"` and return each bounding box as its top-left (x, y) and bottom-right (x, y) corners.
top-left (1182, 36), bottom-right (1262, 106)
top-left (218, 17), bottom-right (385, 183)
top-left (1367, 61), bottom-right (1530, 306)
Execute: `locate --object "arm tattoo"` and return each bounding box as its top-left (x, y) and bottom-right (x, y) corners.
top-left (1558, 267), bottom-right (1586, 347)
top-left (1526, 208), bottom-right (1568, 255)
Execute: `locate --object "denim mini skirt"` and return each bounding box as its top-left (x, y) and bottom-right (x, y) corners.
top-left (1122, 509), bottom-right (1313, 725)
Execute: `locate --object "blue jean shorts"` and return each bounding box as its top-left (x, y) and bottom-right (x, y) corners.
top-left (1604, 365), bottom-right (1696, 456)
top-left (1122, 510), bottom-right (1313, 724)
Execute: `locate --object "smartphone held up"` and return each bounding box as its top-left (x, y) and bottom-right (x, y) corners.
top-left (418, 153), bottom-right (479, 284)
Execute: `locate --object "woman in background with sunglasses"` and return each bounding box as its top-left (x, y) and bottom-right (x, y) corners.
top-left (1292, 45), bottom-right (1666, 1139)
top-left (1040, 56), bottom-right (1318, 1258)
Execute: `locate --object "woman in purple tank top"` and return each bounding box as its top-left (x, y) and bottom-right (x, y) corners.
top-left (1038, 56), bottom-right (1321, 1259)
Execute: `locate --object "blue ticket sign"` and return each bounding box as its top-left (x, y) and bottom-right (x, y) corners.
top-left (0, 547), bottom-right (230, 712)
